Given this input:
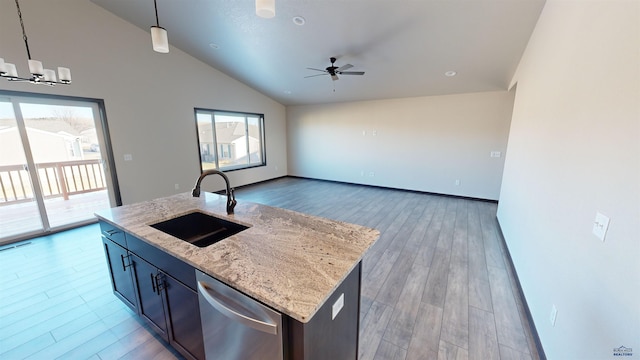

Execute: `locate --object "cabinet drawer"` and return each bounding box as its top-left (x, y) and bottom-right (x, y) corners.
top-left (100, 221), bottom-right (127, 247)
top-left (126, 233), bottom-right (197, 291)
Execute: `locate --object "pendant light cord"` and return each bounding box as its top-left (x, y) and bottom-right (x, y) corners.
top-left (154, 0), bottom-right (160, 27)
top-left (14, 0), bottom-right (32, 60)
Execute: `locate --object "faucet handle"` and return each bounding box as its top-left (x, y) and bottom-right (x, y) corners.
top-left (227, 188), bottom-right (237, 214)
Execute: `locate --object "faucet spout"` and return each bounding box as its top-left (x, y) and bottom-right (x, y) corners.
top-left (191, 170), bottom-right (237, 214)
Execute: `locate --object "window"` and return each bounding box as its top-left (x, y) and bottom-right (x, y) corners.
top-left (195, 109), bottom-right (266, 171)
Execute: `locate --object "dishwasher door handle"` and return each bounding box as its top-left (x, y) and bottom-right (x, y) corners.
top-left (197, 281), bottom-right (278, 335)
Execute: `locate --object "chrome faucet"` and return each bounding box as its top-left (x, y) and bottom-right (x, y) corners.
top-left (191, 170), bottom-right (237, 214)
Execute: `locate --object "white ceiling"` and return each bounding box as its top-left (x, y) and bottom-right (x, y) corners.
top-left (91, 0), bottom-right (545, 106)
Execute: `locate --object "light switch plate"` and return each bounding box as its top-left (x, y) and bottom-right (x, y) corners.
top-left (124, 154), bottom-right (133, 161)
top-left (332, 293), bottom-right (344, 320)
top-left (592, 212), bottom-right (610, 242)
top-left (490, 151), bottom-right (502, 158)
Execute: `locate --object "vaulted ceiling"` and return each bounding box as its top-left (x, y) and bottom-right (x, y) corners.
top-left (91, 0), bottom-right (545, 106)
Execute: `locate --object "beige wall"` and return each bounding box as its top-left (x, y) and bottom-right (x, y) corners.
top-left (0, 0), bottom-right (287, 204)
top-left (497, 1), bottom-right (640, 358)
top-left (287, 90), bottom-right (514, 200)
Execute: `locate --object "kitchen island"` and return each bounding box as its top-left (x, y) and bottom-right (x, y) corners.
top-left (95, 192), bottom-right (379, 360)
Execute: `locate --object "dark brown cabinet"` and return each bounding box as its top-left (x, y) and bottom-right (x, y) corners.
top-left (130, 253), bottom-right (205, 360)
top-left (163, 271), bottom-right (204, 359)
top-left (102, 236), bottom-right (138, 313)
top-left (100, 221), bottom-right (204, 360)
top-left (286, 263), bottom-right (361, 360)
top-left (131, 254), bottom-right (169, 340)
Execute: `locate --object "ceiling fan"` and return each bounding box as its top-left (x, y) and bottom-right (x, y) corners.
top-left (305, 57), bottom-right (365, 81)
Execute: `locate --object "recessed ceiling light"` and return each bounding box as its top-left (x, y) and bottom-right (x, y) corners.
top-left (445, 70), bottom-right (457, 77)
top-left (292, 16), bottom-right (306, 26)
top-left (209, 43), bottom-right (220, 50)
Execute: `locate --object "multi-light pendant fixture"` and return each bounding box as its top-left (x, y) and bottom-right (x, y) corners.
top-left (0, 0), bottom-right (71, 86)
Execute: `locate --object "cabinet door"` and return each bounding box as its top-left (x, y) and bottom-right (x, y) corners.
top-left (102, 238), bottom-right (137, 313)
top-left (163, 272), bottom-right (205, 360)
top-left (131, 254), bottom-right (169, 341)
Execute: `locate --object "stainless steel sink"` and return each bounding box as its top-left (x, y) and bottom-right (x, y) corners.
top-left (150, 211), bottom-right (249, 248)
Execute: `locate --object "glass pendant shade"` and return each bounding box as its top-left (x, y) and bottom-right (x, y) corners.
top-left (58, 67), bottom-right (71, 82)
top-left (151, 26), bottom-right (169, 53)
top-left (43, 69), bottom-right (56, 82)
top-left (256, 0), bottom-right (275, 18)
top-left (28, 59), bottom-right (44, 75)
top-left (5, 63), bottom-right (18, 78)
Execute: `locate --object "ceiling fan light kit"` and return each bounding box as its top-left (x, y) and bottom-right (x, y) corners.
top-left (151, 0), bottom-right (169, 53)
top-left (1, 0), bottom-right (72, 86)
top-left (256, 0), bottom-right (276, 18)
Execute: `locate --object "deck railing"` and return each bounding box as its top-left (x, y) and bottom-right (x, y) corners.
top-left (0, 159), bottom-right (106, 205)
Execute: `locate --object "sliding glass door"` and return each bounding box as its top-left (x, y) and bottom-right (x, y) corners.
top-left (0, 100), bottom-right (43, 237)
top-left (0, 93), bottom-right (119, 244)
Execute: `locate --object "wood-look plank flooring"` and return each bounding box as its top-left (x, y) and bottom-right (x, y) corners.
top-left (0, 177), bottom-right (541, 360)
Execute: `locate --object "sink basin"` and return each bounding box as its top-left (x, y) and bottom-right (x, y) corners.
top-left (150, 211), bottom-right (248, 248)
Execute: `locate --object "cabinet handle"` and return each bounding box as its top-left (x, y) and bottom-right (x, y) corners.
top-left (105, 229), bottom-right (118, 236)
top-left (154, 274), bottom-right (165, 295)
top-left (120, 254), bottom-right (128, 272)
top-left (151, 273), bottom-right (157, 294)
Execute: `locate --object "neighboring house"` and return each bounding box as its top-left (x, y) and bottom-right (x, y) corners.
top-left (80, 128), bottom-right (99, 151)
top-left (231, 135), bottom-right (261, 163)
top-left (0, 125), bottom-right (83, 166)
top-left (198, 121), bottom-right (261, 166)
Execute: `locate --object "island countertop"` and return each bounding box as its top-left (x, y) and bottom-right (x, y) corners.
top-left (94, 192), bottom-right (379, 323)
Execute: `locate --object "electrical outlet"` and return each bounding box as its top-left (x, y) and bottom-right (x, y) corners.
top-left (123, 154), bottom-right (133, 161)
top-left (550, 305), bottom-right (558, 327)
top-left (592, 212), bottom-right (610, 242)
top-left (455, 179), bottom-right (461, 186)
top-left (174, 183), bottom-right (180, 190)
top-left (368, 172), bottom-right (375, 177)
top-left (332, 293), bottom-right (344, 320)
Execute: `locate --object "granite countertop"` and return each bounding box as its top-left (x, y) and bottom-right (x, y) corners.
top-left (94, 192), bottom-right (379, 323)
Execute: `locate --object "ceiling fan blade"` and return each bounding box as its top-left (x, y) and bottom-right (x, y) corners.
top-left (336, 64), bottom-right (353, 72)
top-left (304, 73), bottom-right (329, 78)
top-left (306, 67), bottom-right (328, 73)
top-left (331, 74), bottom-right (339, 81)
top-left (338, 71), bottom-right (365, 75)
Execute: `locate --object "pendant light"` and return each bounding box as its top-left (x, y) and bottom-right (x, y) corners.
top-left (151, 0), bottom-right (169, 53)
top-left (256, 0), bottom-right (275, 18)
top-left (0, 0), bottom-right (71, 86)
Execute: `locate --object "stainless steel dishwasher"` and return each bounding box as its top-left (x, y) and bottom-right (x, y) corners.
top-left (196, 270), bottom-right (284, 360)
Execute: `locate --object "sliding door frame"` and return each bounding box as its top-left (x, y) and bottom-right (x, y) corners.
top-left (0, 89), bottom-right (121, 244)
